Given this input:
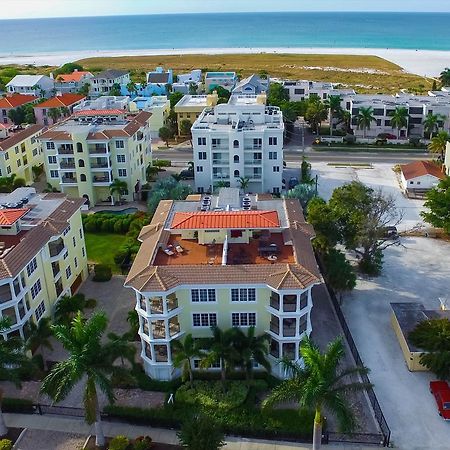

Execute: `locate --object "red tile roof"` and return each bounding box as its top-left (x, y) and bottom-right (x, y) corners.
top-left (34, 94), bottom-right (85, 109)
top-left (73, 109), bottom-right (125, 116)
top-left (0, 94), bottom-right (37, 109)
top-left (400, 161), bottom-right (446, 181)
top-left (171, 210), bottom-right (280, 230)
top-left (55, 71), bottom-right (92, 83)
top-left (0, 208), bottom-right (29, 226)
top-left (0, 124), bottom-right (44, 151)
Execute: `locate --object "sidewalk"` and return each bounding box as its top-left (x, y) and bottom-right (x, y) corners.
top-left (5, 413), bottom-right (379, 450)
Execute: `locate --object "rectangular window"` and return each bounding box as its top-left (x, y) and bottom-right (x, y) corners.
top-left (17, 159), bottom-right (21, 167)
top-left (65, 266), bottom-right (72, 279)
top-left (74, 257), bottom-right (78, 268)
top-left (48, 155), bottom-right (57, 164)
top-left (191, 289), bottom-right (216, 302)
top-left (63, 225), bottom-right (71, 236)
top-left (273, 166), bottom-right (280, 172)
top-left (299, 314), bottom-right (308, 334)
top-left (269, 151), bottom-right (277, 160)
top-left (197, 137), bottom-right (206, 146)
top-left (231, 312), bottom-right (256, 327)
top-left (31, 279), bottom-right (42, 300)
top-left (300, 291), bottom-right (308, 310)
top-left (35, 300), bottom-right (46, 322)
top-left (72, 236), bottom-right (76, 247)
top-left (4, 152), bottom-right (9, 161)
top-left (231, 288), bottom-right (256, 302)
top-left (7, 166), bottom-right (11, 175)
top-left (198, 151), bottom-right (207, 160)
top-left (196, 166), bottom-right (203, 172)
top-left (118, 168), bottom-right (127, 177)
top-left (82, 247), bottom-right (86, 258)
top-left (15, 146), bottom-right (19, 154)
top-left (269, 137), bottom-right (278, 145)
top-left (46, 142), bottom-right (55, 150)
top-left (50, 170), bottom-right (59, 178)
top-left (117, 154), bottom-right (126, 163)
top-left (26, 258), bottom-right (37, 277)
top-left (192, 313), bottom-right (217, 327)
top-left (116, 140), bottom-right (125, 149)
top-left (79, 228), bottom-right (83, 239)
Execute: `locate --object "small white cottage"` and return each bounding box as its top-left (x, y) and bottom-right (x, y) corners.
top-left (400, 160), bottom-right (445, 194)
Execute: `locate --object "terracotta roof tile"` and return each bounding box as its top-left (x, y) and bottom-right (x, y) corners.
top-left (171, 210), bottom-right (280, 230)
top-left (34, 94), bottom-right (85, 109)
top-left (56, 71), bottom-right (92, 83)
top-left (401, 161), bottom-right (446, 181)
top-left (0, 94), bottom-right (37, 108)
top-left (0, 125), bottom-right (44, 151)
top-left (0, 208), bottom-right (29, 226)
top-left (73, 109), bottom-right (125, 117)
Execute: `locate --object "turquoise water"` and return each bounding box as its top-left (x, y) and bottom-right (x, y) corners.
top-left (95, 208), bottom-right (138, 215)
top-left (1, 12), bottom-right (450, 54)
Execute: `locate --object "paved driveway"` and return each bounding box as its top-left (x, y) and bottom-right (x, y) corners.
top-left (342, 237), bottom-right (450, 450)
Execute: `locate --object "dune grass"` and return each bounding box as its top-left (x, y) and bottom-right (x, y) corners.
top-left (85, 232), bottom-right (127, 272)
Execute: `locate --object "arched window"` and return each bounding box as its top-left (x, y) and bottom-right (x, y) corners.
top-left (78, 159), bottom-right (85, 168)
top-left (76, 142), bottom-right (83, 153)
top-left (233, 140), bottom-right (239, 148)
top-left (233, 155), bottom-right (239, 163)
top-left (234, 170), bottom-right (240, 177)
top-left (80, 174), bottom-right (86, 182)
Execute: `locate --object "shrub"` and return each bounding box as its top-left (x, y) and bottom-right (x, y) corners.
top-left (0, 439), bottom-right (12, 450)
top-left (133, 436), bottom-right (153, 450)
top-left (93, 264), bottom-right (112, 282)
top-left (178, 415), bottom-right (225, 450)
top-left (2, 397), bottom-right (35, 413)
top-left (108, 435), bottom-right (130, 450)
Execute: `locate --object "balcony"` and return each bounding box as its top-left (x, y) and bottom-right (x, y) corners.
top-left (88, 144), bottom-right (109, 155)
top-left (52, 262), bottom-right (61, 278)
top-left (212, 173), bottom-right (230, 180)
top-left (90, 159), bottom-right (109, 169)
top-left (0, 284), bottom-right (13, 304)
top-left (244, 159), bottom-right (262, 165)
top-left (61, 175), bottom-right (77, 184)
top-left (59, 160), bottom-right (75, 170)
top-left (57, 145), bottom-right (74, 155)
top-left (49, 239), bottom-right (65, 258)
top-left (212, 159), bottom-right (229, 165)
top-left (92, 173), bottom-right (112, 185)
top-left (244, 173), bottom-right (262, 180)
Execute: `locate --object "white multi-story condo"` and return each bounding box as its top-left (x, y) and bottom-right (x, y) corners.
top-left (39, 110), bottom-right (152, 207)
top-left (282, 80), bottom-right (355, 102)
top-left (205, 72), bottom-right (238, 92)
top-left (124, 189), bottom-right (321, 380)
top-left (6, 75), bottom-right (55, 97)
top-left (191, 94), bottom-right (284, 194)
top-left (0, 188), bottom-right (88, 339)
top-left (172, 69), bottom-right (202, 94)
top-left (90, 70), bottom-right (130, 97)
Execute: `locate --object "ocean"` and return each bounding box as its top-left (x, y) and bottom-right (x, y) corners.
top-left (1, 12), bottom-right (450, 55)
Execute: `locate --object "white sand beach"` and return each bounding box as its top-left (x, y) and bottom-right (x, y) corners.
top-left (0, 47), bottom-right (449, 76)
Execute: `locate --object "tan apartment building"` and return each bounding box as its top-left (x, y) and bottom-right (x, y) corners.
top-left (174, 93), bottom-right (218, 135)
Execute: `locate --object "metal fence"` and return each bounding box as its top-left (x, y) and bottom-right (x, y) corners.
top-left (317, 256), bottom-right (391, 447)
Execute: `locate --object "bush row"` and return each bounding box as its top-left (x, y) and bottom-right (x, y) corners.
top-left (2, 397), bottom-right (35, 413)
top-left (93, 264), bottom-right (112, 282)
top-left (82, 212), bottom-right (144, 234)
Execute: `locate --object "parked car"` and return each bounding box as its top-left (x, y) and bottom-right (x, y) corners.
top-left (430, 381), bottom-right (450, 420)
top-left (382, 226), bottom-right (399, 240)
top-left (288, 177), bottom-right (299, 189)
top-left (179, 169), bottom-right (194, 180)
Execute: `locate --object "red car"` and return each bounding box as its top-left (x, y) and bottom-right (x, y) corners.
top-left (430, 381), bottom-right (450, 420)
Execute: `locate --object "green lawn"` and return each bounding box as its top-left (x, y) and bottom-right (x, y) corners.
top-left (85, 232), bottom-right (128, 272)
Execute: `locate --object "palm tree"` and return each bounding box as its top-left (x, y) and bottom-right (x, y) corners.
top-left (337, 110), bottom-right (352, 134)
top-left (439, 68), bottom-right (450, 86)
top-left (0, 318), bottom-right (30, 436)
top-left (263, 337), bottom-right (371, 450)
top-left (238, 176), bottom-right (250, 191)
top-left (428, 130), bottom-right (450, 160)
top-left (41, 312), bottom-right (130, 448)
top-left (214, 181), bottom-right (229, 192)
top-left (109, 179), bottom-right (128, 206)
top-left (171, 334), bottom-right (204, 386)
top-left (356, 107), bottom-right (376, 139)
top-left (200, 327), bottom-right (238, 389)
top-left (232, 327), bottom-right (270, 383)
top-left (54, 293), bottom-right (90, 326)
top-left (325, 95), bottom-right (342, 136)
top-left (24, 317), bottom-right (53, 371)
top-left (126, 82), bottom-right (138, 96)
top-left (305, 100), bottom-right (328, 134)
top-left (423, 113), bottom-right (443, 139)
top-left (48, 108), bottom-right (62, 124)
top-left (389, 106), bottom-right (409, 138)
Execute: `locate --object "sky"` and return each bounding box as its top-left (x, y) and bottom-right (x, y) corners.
top-left (2, 0), bottom-right (450, 20)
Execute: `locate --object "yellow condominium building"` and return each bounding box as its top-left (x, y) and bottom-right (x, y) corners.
top-left (40, 110), bottom-right (152, 207)
top-left (0, 124), bottom-right (44, 184)
top-left (174, 93), bottom-right (218, 135)
top-left (0, 187), bottom-right (88, 339)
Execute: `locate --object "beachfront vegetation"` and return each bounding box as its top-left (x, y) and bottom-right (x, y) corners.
top-left (421, 176), bottom-right (450, 234)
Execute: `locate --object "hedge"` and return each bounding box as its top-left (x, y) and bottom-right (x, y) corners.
top-left (93, 264), bottom-right (112, 282)
top-left (2, 397), bottom-right (35, 413)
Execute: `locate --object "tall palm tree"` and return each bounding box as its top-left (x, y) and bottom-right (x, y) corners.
top-left (428, 130), bottom-right (450, 160)
top-left (439, 68), bottom-right (450, 87)
top-left (389, 106), bottom-right (409, 138)
top-left (171, 334), bottom-right (204, 386)
top-left (263, 337), bottom-right (371, 450)
top-left (325, 95), bottom-right (342, 137)
top-left (232, 327), bottom-right (271, 383)
top-left (356, 107), bottom-right (376, 139)
top-left (41, 312), bottom-right (131, 448)
top-left (305, 100), bottom-right (328, 134)
top-left (24, 317), bottom-right (53, 371)
top-left (48, 107), bottom-right (62, 124)
top-left (337, 110), bottom-right (352, 134)
top-left (109, 179), bottom-right (128, 206)
top-left (238, 177), bottom-right (250, 191)
top-left (54, 293), bottom-right (89, 326)
top-left (200, 327), bottom-right (238, 389)
top-left (0, 318), bottom-right (30, 436)
top-left (423, 113), bottom-right (442, 139)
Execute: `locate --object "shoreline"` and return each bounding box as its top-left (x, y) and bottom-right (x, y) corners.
top-left (0, 47), bottom-right (448, 76)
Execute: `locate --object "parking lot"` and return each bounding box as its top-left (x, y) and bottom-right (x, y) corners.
top-left (310, 161), bottom-right (450, 449)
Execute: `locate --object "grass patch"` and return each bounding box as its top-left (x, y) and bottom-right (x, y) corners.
top-left (313, 146), bottom-right (428, 153)
top-left (85, 232), bottom-right (128, 273)
top-left (327, 163), bottom-right (373, 168)
top-left (74, 53), bottom-right (432, 94)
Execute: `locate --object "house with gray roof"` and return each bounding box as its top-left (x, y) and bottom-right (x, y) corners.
top-left (90, 69), bottom-right (130, 97)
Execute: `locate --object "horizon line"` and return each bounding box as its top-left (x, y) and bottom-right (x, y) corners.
top-left (1, 10), bottom-right (448, 21)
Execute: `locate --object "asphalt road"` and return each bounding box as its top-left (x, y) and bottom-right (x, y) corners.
top-left (153, 147), bottom-right (430, 165)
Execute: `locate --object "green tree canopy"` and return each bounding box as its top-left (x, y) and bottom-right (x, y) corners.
top-left (305, 99), bottom-right (327, 134)
top-left (179, 119), bottom-right (192, 136)
top-left (409, 318), bottom-right (450, 380)
top-left (428, 130), bottom-right (450, 159)
top-left (211, 86), bottom-right (231, 103)
top-left (171, 334), bottom-right (205, 386)
top-left (356, 106), bottom-right (376, 138)
top-left (169, 91), bottom-right (184, 109)
top-left (159, 126), bottom-right (174, 147)
top-left (267, 82), bottom-right (289, 107)
top-left (439, 68), bottom-right (450, 86)
top-left (147, 177), bottom-right (193, 215)
top-left (323, 249), bottom-right (356, 302)
top-left (286, 184), bottom-right (316, 208)
top-left (389, 106), bottom-right (409, 137)
top-left (177, 414), bottom-right (225, 450)
top-left (423, 113), bottom-right (442, 139)
top-left (54, 63), bottom-right (84, 76)
top-left (421, 176), bottom-right (450, 233)
top-left (263, 337), bottom-right (371, 450)
top-left (324, 95), bottom-right (342, 136)
top-left (109, 83), bottom-right (121, 96)
top-left (306, 197), bottom-right (340, 251)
